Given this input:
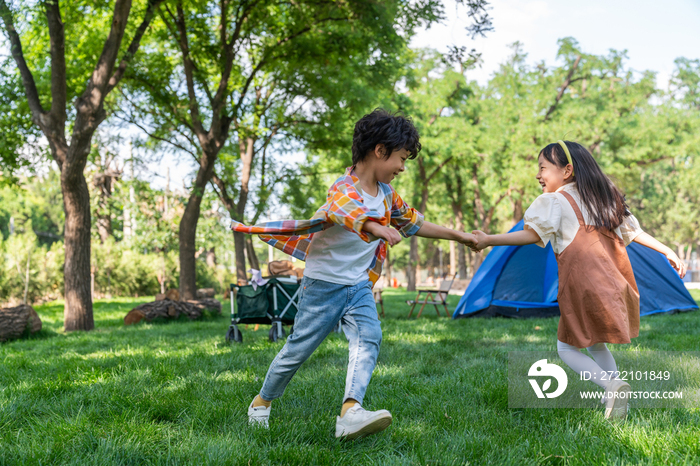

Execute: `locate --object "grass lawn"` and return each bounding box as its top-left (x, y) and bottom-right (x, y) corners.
top-left (1, 289), bottom-right (699, 465)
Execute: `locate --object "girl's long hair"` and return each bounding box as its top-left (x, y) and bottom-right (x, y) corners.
top-left (540, 141), bottom-right (630, 230)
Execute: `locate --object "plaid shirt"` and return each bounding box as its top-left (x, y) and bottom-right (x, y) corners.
top-left (230, 167), bottom-right (424, 286)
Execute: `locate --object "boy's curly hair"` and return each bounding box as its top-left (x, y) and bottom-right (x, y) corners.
top-left (351, 109), bottom-right (421, 165)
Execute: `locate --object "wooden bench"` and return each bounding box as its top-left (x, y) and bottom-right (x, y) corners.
top-left (406, 275), bottom-right (455, 318)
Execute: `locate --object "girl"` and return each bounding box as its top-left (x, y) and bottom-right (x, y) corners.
top-left (472, 141), bottom-right (687, 420)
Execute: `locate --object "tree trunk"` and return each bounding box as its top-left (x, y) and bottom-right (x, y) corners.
top-left (407, 235), bottom-right (419, 290)
top-left (179, 191), bottom-right (202, 301)
top-left (233, 231), bottom-right (247, 284)
top-left (471, 248), bottom-right (483, 274)
top-left (458, 242), bottom-right (467, 279)
top-left (234, 136), bottom-right (255, 283)
top-left (245, 235), bottom-right (260, 271)
top-left (179, 148), bottom-right (220, 300)
top-left (452, 207), bottom-right (468, 280)
top-left (95, 177), bottom-right (113, 243)
top-left (206, 247), bottom-right (217, 268)
top-left (406, 264), bottom-right (415, 291)
top-left (385, 246), bottom-right (392, 284)
top-left (512, 189), bottom-right (524, 226)
top-left (0, 304), bottom-right (42, 341)
top-left (62, 167), bottom-right (94, 331)
top-left (93, 162), bottom-right (117, 244)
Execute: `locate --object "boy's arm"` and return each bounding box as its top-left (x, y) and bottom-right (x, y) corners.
top-left (472, 229), bottom-right (541, 250)
top-left (363, 221), bottom-right (402, 246)
top-left (416, 221), bottom-right (478, 248)
top-left (633, 232), bottom-right (687, 278)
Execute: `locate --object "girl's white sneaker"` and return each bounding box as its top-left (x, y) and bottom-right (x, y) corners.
top-left (604, 379), bottom-right (632, 421)
top-left (248, 399), bottom-right (271, 428)
top-left (335, 403), bottom-right (392, 440)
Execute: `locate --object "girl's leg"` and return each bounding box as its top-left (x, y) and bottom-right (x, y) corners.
top-left (259, 278), bottom-right (348, 401)
top-left (557, 340), bottom-right (610, 389)
top-left (341, 281), bottom-right (382, 406)
top-left (586, 343), bottom-right (618, 379)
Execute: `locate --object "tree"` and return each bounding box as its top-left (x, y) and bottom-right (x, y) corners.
top-left (0, 0), bottom-right (164, 330)
top-left (119, 0), bottom-right (451, 298)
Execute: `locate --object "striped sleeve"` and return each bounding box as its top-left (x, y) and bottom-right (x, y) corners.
top-left (390, 187), bottom-right (424, 237)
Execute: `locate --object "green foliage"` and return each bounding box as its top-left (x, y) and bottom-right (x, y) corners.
top-left (0, 223), bottom-right (64, 304)
top-left (0, 63), bottom-right (40, 183)
top-left (0, 171), bottom-right (64, 245)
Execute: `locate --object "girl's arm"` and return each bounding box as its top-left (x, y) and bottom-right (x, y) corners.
top-left (472, 228), bottom-right (541, 250)
top-left (416, 220), bottom-right (478, 249)
top-left (632, 232), bottom-right (687, 278)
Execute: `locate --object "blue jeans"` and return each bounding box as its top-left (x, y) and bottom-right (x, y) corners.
top-left (259, 276), bottom-right (382, 405)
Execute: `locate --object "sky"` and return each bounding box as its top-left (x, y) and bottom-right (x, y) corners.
top-left (410, 0), bottom-right (700, 88)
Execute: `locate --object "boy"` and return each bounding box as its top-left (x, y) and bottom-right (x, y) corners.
top-left (231, 109), bottom-right (477, 439)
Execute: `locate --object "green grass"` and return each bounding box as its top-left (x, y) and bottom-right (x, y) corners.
top-left (1, 290), bottom-right (699, 465)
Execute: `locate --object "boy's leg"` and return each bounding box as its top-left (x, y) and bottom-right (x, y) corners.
top-left (258, 278), bottom-right (348, 402)
top-left (341, 281), bottom-right (383, 406)
top-left (335, 280), bottom-right (391, 439)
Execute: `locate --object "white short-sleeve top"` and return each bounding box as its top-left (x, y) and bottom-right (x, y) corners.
top-left (523, 182), bottom-right (643, 255)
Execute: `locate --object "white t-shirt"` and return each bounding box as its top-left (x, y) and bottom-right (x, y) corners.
top-left (524, 182), bottom-right (643, 255)
top-left (304, 184), bottom-right (387, 285)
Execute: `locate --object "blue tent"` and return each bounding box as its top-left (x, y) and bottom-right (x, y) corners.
top-left (453, 220), bottom-right (698, 318)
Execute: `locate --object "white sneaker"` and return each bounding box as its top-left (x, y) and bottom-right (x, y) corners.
top-left (604, 379), bottom-right (631, 421)
top-left (248, 398), bottom-right (271, 428)
top-left (335, 403), bottom-right (392, 440)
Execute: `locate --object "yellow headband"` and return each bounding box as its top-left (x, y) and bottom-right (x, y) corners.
top-left (557, 140), bottom-right (574, 176)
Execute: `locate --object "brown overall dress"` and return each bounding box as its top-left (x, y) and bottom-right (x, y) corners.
top-left (555, 192), bottom-right (640, 348)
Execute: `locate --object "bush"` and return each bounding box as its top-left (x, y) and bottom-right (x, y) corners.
top-left (0, 226), bottom-right (63, 304)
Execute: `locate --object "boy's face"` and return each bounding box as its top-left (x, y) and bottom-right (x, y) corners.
top-left (375, 146), bottom-right (409, 184)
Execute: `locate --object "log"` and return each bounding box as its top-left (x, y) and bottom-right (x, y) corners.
top-left (0, 305), bottom-right (42, 342)
top-left (196, 288), bottom-right (216, 298)
top-left (124, 298), bottom-right (221, 325)
top-left (188, 298), bottom-right (222, 313)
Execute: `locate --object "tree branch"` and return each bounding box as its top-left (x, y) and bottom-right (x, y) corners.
top-left (107, 0), bottom-right (166, 94)
top-left (211, 172), bottom-right (238, 215)
top-left (44, 0), bottom-right (67, 126)
top-left (0, 0), bottom-right (45, 119)
top-left (543, 55), bottom-right (582, 122)
top-left (169, 2), bottom-right (205, 135)
top-left (232, 16), bottom-right (349, 117)
top-left (426, 156), bottom-right (453, 183)
top-left (127, 117), bottom-right (199, 158)
top-left (85, 0), bottom-right (131, 99)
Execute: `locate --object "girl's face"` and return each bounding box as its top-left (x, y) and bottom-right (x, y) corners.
top-left (536, 153), bottom-right (573, 193)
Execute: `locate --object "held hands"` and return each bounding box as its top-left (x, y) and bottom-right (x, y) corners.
top-left (457, 232), bottom-right (480, 252)
top-left (471, 230), bottom-right (490, 251)
top-left (665, 251), bottom-right (687, 279)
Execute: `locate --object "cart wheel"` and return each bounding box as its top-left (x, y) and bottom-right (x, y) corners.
top-left (226, 325), bottom-right (243, 343)
top-left (269, 325), bottom-right (278, 342)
